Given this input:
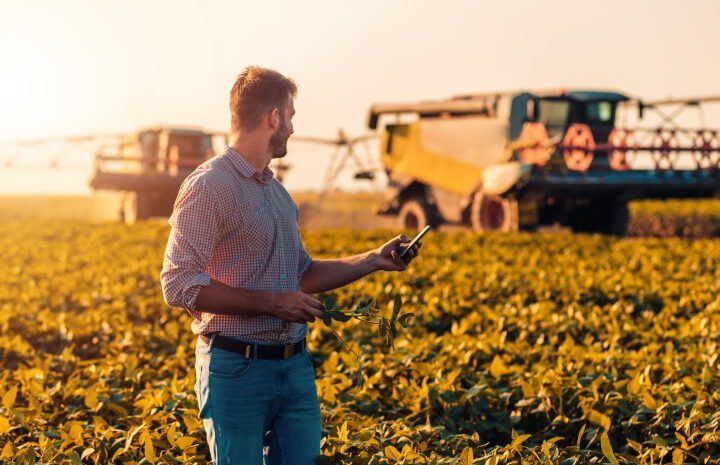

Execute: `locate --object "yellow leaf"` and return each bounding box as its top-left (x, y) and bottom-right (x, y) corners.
top-left (643, 391), bottom-right (657, 410)
top-left (81, 448), bottom-right (95, 460)
top-left (384, 445), bottom-right (402, 461)
top-left (600, 432), bottom-right (619, 465)
top-left (521, 381), bottom-right (535, 398)
top-left (183, 414), bottom-right (200, 433)
top-left (460, 447), bottom-right (473, 465)
top-left (2, 388), bottom-right (17, 410)
top-left (489, 356), bottom-right (510, 378)
top-left (0, 416), bottom-right (9, 435)
top-left (576, 424), bottom-right (586, 448)
top-left (69, 423), bottom-right (83, 440)
top-left (84, 390), bottom-right (99, 409)
top-left (401, 445), bottom-right (420, 460)
top-left (0, 441), bottom-right (13, 459)
top-left (542, 441), bottom-right (551, 460)
top-left (166, 423), bottom-right (177, 447)
top-left (627, 439), bottom-right (642, 453)
top-left (682, 376), bottom-right (698, 390)
top-left (124, 423), bottom-right (146, 451)
top-left (673, 448), bottom-right (685, 464)
top-left (675, 432), bottom-right (689, 449)
top-left (144, 435), bottom-right (157, 463)
top-left (511, 434), bottom-right (531, 448)
top-left (587, 409), bottom-right (611, 431)
top-left (176, 436), bottom-right (195, 450)
top-left (337, 421), bottom-right (349, 442)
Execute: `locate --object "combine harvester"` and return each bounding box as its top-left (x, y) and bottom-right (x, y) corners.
top-left (90, 128), bottom-right (226, 222)
top-left (368, 90), bottom-right (720, 234)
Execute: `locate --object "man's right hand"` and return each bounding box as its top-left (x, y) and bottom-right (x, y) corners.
top-left (269, 291), bottom-right (325, 323)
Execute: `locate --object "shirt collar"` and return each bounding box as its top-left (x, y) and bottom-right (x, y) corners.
top-left (226, 147), bottom-right (275, 184)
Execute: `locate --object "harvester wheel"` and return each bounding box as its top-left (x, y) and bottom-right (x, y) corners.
top-left (397, 197), bottom-right (439, 231)
top-left (470, 193), bottom-right (518, 232)
top-left (121, 192), bottom-right (152, 224)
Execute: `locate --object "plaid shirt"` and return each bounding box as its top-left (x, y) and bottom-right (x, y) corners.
top-left (160, 147), bottom-right (313, 343)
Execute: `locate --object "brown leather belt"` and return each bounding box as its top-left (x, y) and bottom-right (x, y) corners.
top-left (200, 334), bottom-right (306, 360)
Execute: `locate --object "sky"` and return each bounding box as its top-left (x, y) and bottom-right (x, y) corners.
top-left (0, 0), bottom-right (719, 193)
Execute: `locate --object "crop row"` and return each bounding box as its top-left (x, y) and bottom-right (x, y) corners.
top-left (0, 221), bottom-right (719, 464)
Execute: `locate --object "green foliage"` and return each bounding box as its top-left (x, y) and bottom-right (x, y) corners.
top-left (321, 292), bottom-right (415, 386)
top-left (629, 199), bottom-right (720, 238)
top-left (1, 220), bottom-right (720, 464)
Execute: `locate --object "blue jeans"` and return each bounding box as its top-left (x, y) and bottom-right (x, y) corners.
top-left (194, 334), bottom-right (322, 465)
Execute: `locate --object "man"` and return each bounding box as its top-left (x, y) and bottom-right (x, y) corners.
top-left (160, 66), bottom-right (421, 465)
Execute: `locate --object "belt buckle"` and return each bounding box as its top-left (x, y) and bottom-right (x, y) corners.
top-left (283, 343), bottom-right (294, 359)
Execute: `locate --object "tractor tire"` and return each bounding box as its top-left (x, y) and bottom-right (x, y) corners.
top-left (470, 193), bottom-right (519, 232)
top-left (122, 192), bottom-right (152, 224)
top-left (397, 197), bottom-right (440, 231)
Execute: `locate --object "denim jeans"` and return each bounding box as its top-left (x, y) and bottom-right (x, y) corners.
top-left (194, 334), bottom-right (322, 465)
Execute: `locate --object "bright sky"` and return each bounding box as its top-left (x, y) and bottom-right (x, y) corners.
top-left (1, 0), bottom-right (719, 193)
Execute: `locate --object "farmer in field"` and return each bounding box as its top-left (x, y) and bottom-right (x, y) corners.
top-left (160, 66), bottom-right (421, 465)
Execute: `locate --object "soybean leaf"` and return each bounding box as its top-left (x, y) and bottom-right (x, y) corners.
top-left (391, 293), bottom-right (402, 322)
top-left (379, 318), bottom-right (389, 339)
top-left (331, 311), bottom-right (351, 322)
top-left (398, 313), bottom-right (416, 328)
top-left (322, 313), bottom-right (333, 327)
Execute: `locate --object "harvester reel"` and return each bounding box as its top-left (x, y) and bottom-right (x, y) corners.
top-left (692, 130), bottom-right (719, 169)
top-left (562, 124), bottom-right (595, 171)
top-left (652, 129), bottom-right (679, 169)
top-left (607, 128), bottom-right (637, 171)
top-left (518, 122), bottom-right (553, 166)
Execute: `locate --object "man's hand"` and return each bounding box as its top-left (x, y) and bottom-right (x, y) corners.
top-left (371, 234), bottom-right (422, 272)
top-left (270, 291), bottom-right (325, 323)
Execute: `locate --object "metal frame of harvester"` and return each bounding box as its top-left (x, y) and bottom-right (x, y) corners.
top-left (89, 127), bottom-right (227, 222)
top-left (88, 127), bottom-right (378, 223)
top-left (367, 90), bottom-right (720, 234)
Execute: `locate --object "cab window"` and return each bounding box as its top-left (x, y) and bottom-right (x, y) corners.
top-left (585, 101), bottom-right (613, 123)
top-left (537, 99), bottom-right (571, 137)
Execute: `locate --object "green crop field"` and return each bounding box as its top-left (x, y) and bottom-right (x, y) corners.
top-left (1, 198), bottom-right (720, 464)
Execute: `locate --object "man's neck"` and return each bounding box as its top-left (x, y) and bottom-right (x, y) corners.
top-left (230, 135), bottom-right (271, 173)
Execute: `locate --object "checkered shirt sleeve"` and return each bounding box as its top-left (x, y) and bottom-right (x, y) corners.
top-left (160, 175), bottom-right (220, 316)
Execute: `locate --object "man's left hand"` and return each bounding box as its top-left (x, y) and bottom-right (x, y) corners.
top-left (372, 234), bottom-right (422, 272)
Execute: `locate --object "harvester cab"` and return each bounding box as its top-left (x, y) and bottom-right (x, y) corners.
top-left (368, 90), bottom-right (720, 234)
top-left (509, 91), bottom-right (625, 141)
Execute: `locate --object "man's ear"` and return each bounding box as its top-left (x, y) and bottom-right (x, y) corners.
top-left (269, 108), bottom-right (280, 129)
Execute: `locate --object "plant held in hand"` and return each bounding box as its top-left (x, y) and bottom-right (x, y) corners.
top-left (320, 293), bottom-right (415, 386)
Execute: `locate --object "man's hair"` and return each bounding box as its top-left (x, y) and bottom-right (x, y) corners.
top-left (229, 66), bottom-right (297, 132)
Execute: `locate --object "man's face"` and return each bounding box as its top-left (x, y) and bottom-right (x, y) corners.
top-left (269, 95), bottom-right (295, 158)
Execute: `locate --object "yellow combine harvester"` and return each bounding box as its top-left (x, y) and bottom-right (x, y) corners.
top-left (368, 90), bottom-right (720, 234)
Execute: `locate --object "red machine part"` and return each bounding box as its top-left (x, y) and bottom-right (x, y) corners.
top-left (562, 124), bottom-right (595, 171)
top-left (651, 129), bottom-right (679, 169)
top-left (607, 128), bottom-right (637, 171)
top-left (692, 129), bottom-right (719, 169)
top-left (518, 122), bottom-right (554, 166)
